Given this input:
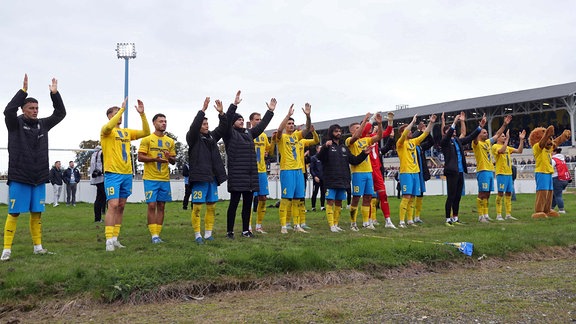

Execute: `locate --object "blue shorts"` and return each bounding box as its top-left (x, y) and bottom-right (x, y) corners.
top-left (143, 180), bottom-right (172, 203)
top-left (351, 172), bottom-right (374, 197)
top-left (399, 173), bottom-right (421, 196)
top-left (476, 170), bottom-right (494, 192)
top-left (8, 181), bottom-right (45, 214)
top-left (535, 172), bottom-right (553, 191)
top-left (254, 172), bottom-right (269, 196)
top-left (104, 173), bottom-right (133, 200)
top-left (496, 174), bottom-right (513, 193)
top-left (326, 188), bottom-right (347, 201)
top-left (280, 169), bottom-right (305, 199)
top-left (191, 181), bottom-right (219, 203)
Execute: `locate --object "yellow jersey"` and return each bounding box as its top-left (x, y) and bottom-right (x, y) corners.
top-left (472, 139), bottom-right (494, 172)
top-left (100, 107), bottom-right (150, 175)
top-left (346, 136), bottom-right (373, 173)
top-left (533, 142), bottom-right (554, 174)
top-left (298, 131), bottom-right (320, 173)
top-left (491, 144), bottom-right (514, 175)
top-left (396, 130), bottom-right (429, 174)
top-left (139, 133), bottom-right (176, 181)
top-left (278, 130), bottom-right (303, 171)
top-left (253, 133), bottom-right (271, 173)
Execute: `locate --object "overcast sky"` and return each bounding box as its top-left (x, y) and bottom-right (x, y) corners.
top-left (1, 0), bottom-right (575, 169)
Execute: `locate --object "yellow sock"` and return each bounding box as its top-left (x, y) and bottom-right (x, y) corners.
top-left (415, 196), bottom-right (423, 218)
top-left (326, 204), bottom-right (334, 227)
top-left (148, 224), bottom-right (156, 236)
top-left (370, 198), bottom-right (377, 221)
top-left (192, 204), bottom-right (202, 233)
top-left (113, 224), bottom-right (121, 238)
top-left (286, 201), bottom-right (293, 224)
top-left (157, 224), bottom-right (163, 236)
top-left (406, 197), bottom-right (415, 222)
top-left (399, 197), bottom-right (409, 222)
top-left (30, 212), bottom-right (42, 246)
top-left (257, 200), bottom-right (266, 225)
top-left (105, 226), bottom-right (114, 239)
top-left (483, 198), bottom-right (489, 215)
top-left (299, 200), bottom-right (306, 225)
top-left (291, 200), bottom-right (300, 225)
top-left (4, 214), bottom-right (18, 249)
top-left (350, 205), bottom-right (358, 223)
top-left (361, 205), bottom-right (370, 225)
top-left (205, 204), bottom-right (215, 231)
top-left (279, 199), bottom-right (291, 227)
top-left (496, 195), bottom-right (503, 215)
top-left (476, 198), bottom-right (483, 216)
top-left (334, 205), bottom-right (342, 225)
top-left (505, 195), bottom-right (512, 215)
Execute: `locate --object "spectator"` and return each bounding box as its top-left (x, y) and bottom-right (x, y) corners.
top-left (63, 161), bottom-right (80, 206)
top-left (89, 147), bottom-right (105, 222)
top-left (49, 161), bottom-right (63, 207)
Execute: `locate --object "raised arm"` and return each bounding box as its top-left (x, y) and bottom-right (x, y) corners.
top-left (398, 114), bottom-right (418, 147)
top-left (275, 104), bottom-right (294, 141)
top-left (491, 115), bottom-right (512, 143)
top-left (300, 103), bottom-right (312, 138)
top-left (349, 112), bottom-right (371, 145)
top-left (497, 130), bottom-right (510, 154)
top-left (186, 97), bottom-right (210, 146)
top-left (131, 99), bottom-right (151, 139)
top-left (211, 99), bottom-right (228, 142)
top-left (101, 99), bottom-right (126, 135)
top-left (539, 125), bottom-right (554, 149)
top-left (458, 111), bottom-right (467, 139)
top-left (249, 98), bottom-right (276, 138)
top-left (369, 113), bottom-right (384, 143)
top-left (462, 115), bottom-right (486, 146)
top-left (512, 130), bottom-right (525, 154)
top-left (5, 74), bottom-right (29, 131)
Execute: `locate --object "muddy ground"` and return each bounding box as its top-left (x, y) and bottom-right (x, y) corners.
top-left (2, 246), bottom-right (576, 323)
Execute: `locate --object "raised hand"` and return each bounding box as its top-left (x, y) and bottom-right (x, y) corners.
top-left (387, 111), bottom-right (394, 121)
top-left (411, 114), bottom-right (418, 124)
top-left (214, 99), bottom-right (224, 114)
top-left (441, 111), bottom-right (445, 122)
top-left (135, 99), bottom-right (145, 114)
top-left (23, 74), bottom-right (28, 92)
top-left (504, 115), bottom-right (512, 125)
top-left (49, 78), bottom-right (58, 94)
top-left (302, 103), bottom-right (312, 115)
top-left (121, 97), bottom-right (128, 109)
top-left (479, 113), bottom-right (487, 127)
top-left (266, 98), bottom-right (277, 111)
top-left (374, 112), bottom-right (383, 124)
top-left (287, 104), bottom-right (295, 117)
top-left (453, 113), bottom-right (461, 124)
top-left (429, 114), bottom-right (437, 123)
top-left (202, 97), bottom-right (210, 112)
top-left (234, 90), bottom-right (242, 105)
top-left (519, 129), bottom-right (526, 140)
top-left (459, 111), bottom-right (466, 121)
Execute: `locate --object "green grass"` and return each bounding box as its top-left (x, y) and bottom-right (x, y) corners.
top-left (0, 192), bottom-right (575, 304)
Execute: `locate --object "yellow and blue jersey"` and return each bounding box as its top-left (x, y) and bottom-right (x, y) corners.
top-left (278, 130), bottom-right (303, 171)
top-left (139, 133), bottom-right (176, 181)
top-left (254, 133), bottom-right (271, 173)
top-left (491, 144), bottom-right (514, 175)
top-left (345, 136), bottom-right (373, 173)
top-left (472, 139), bottom-right (494, 172)
top-left (396, 130), bottom-right (429, 174)
top-left (533, 142), bottom-right (554, 174)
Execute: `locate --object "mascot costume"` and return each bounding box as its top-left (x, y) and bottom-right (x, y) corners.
top-left (528, 126), bottom-right (571, 218)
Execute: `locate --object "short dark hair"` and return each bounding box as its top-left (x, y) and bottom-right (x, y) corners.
top-left (22, 97), bottom-right (38, 107)
top-left (106, 106), bottom-right (121, 116)
top-left (152, 113), bottom-right (166, 122)
top-left (349, 122), bottom-right (360, 130)
top-left (249, 112), bottom-right (260, 121)
top-left (287, 117), bottom-right (295, 123)
top-left (398, 124), bottom-right (409, 134)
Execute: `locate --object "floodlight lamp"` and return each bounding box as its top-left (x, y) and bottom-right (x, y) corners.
top-left (116, 43), bottom-right (137, 59)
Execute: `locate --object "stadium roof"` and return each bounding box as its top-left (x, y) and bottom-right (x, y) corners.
top-left (266, 81), bottom-right (576, 135)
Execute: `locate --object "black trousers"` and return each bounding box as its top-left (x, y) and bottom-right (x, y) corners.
top-left (94, 182), bottom-right (106, 222)
top-left (445, 172), bottom-right (464, 219)
top-left (227, 191), bottom-right (254, 233)
top-left (183, 183), bottom-right (192, 208)
top-left (311, 179), bottom-right (325, 208)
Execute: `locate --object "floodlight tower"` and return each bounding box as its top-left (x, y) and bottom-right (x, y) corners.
top-left (116, 43), bottom-right (137, 128)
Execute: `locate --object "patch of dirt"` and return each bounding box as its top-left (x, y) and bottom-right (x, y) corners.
top-left (2, 245), bottom-right (576, 323)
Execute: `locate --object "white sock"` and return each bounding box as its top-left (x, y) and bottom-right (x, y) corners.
top-left (204, 230), bottom-right (212, 238)
top-left (195, 232), bottom-right (202, 239)
top-left (34, 244), bottom-right (43, 251)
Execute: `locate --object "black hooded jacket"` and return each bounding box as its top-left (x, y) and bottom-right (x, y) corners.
top-left (186, 110), bottom-right (228, 185)
top-left (223, 104), bottom-right (273, 192)
top-left (4, 89), bottom-right (66, 185)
